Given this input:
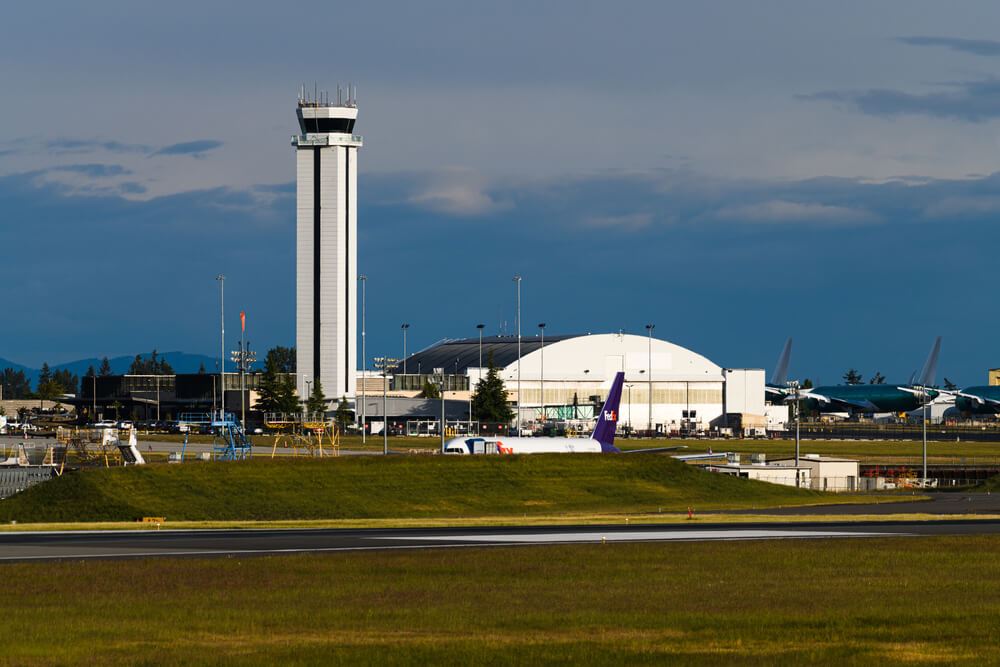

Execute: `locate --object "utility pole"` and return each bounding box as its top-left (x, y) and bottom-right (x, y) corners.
top-left (216, 274), bottom-right (225, 422)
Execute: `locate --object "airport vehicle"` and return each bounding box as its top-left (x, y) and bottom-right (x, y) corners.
top-left (445, 372), bottom-right (651, 454)
top-left (792, 337), bottom-right (942, 414)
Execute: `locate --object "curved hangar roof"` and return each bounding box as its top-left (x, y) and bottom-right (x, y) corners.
top-left (399, 333), bottom-right (722, 382)
top-left (395, 334), bottom-right (576, 375)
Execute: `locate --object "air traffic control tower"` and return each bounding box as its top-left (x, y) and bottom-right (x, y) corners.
top-left (292, 86), bottom-right (362, 403)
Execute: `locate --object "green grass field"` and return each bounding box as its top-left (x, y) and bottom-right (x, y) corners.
top-left (1, 536), bottom-right (997, 664)
top-left (0, 455), bottom-right (871, 524)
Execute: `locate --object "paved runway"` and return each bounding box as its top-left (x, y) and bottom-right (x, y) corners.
top-left (737, 493), bottom-right (1000, 515)
top-left (1, 520), bottom-right (998, 562)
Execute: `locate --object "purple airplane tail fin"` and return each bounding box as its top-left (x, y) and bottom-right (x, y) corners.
top-left (592, 372), bottom-right (625, 453)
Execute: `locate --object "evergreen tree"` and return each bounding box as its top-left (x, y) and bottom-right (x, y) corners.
top-left (52, 369), bottom-right (79, 394)
top-left (85, 365), bottom-right (96, 378)
top-left (264, 346), bottom-right (296, 373)
top-left (802, 378), bottom-right (813, 389)
top-left (420, 378), bottom-right (441, 399)
top-left (1, 368), bottom-right (32, 399)
top-left (869, 372), bottom-right (886, 385)
top-left (198, 362), bottom-right (206, 374)
top-left (99, 357), bottom-right (113, 376)
top-left (471, 352), bottom-right (514, 423)
top-left (306, 378), bottom-right (328, 416)
top-left (842, 369), bottom-right (863, 385)
top-left (255, 346), bottom-right (300, 415)
top-left (38, 363), bottom-right (52, 386)
top-left (334, 396), bottom-right (353, 429)
top-left (128, 354), bottom-right (144, 374)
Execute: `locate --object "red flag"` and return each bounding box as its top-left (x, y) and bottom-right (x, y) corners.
top-left (240, 311), bottom-right (246, 332)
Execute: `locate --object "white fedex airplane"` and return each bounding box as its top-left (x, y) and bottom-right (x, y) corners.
top-left (444, 372), bottom-right (691, 455)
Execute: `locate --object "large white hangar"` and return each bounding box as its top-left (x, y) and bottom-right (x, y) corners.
top-left (391, 332), bottom-right (765, 436)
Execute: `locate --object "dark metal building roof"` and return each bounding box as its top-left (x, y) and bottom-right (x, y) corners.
top-left (393, 335), bottom-right (578, 375)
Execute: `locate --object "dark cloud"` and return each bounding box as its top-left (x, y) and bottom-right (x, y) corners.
top-left (118, 181), bottom-right (146, 194)
top-left (48, 163), bottom-right (131, 178)
top-left (44, 138), bottom-right (152, 154)
top-left (151, 139), bottom-right (224, 157)
top-left (899, 35), bottom-right (1000, 57)
top-left (802, 78), bottom-right (1000, 122)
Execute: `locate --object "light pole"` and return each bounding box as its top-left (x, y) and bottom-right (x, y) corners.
top-left (305, 379), bottom-right (313, 414)
top-left (514, 275), bottom-right (522, 434)
top-left (645, 323), bottom-right (654, 437)
top-left (922, 390), bottom-right (929, 486)
top-left (401, 323), bottom-right (410, 376)
top-left (476, 323), bottom-right (484, 435)
top-left (373, 357), bottom-right (399, 455)
top-left (435, 367), bottom-right (446, 452)
top-left (231, 330), bottom-right (256, 430)
top-left (360, 274), bottom-right (367, 444)
top-left (787, 380), bottom-right (801, 484)
top-left (538, 323), bottom-right (546, 422)
top-left (216, 274), bottom-right (225, 422)
top-left (626, 383), bottom-right (633, 435)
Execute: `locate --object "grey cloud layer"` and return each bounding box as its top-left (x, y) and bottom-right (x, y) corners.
top-left (804, 79), bottom-right (1000, 122)
top-left (151, 140), bottom-right (224, 157)
top-left (899, 36), bottom-right (1000, 57)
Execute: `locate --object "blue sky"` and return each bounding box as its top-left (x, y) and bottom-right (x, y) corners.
top-left (2, 1), bottom-right (1000, 385)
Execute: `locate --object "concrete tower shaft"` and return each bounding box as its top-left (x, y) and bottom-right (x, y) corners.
top-left (292, 88), bottom-right (363, 404)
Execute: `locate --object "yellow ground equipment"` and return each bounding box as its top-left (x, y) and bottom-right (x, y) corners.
top-left (265, 413), bottom-right (340, 458)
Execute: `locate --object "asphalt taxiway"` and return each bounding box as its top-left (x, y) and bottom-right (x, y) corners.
top-left (0, 520), bottom-right (998, 562)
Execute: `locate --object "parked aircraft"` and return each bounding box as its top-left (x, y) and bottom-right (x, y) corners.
top-left (444, 372), bottom-right (686, 455)
top-left (792, 337), bottom-right (942, 414)
top-left (954, 386), bottom-right (1000, 415)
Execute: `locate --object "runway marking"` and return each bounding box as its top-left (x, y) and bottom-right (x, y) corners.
top-left (385, 529), bottom-right (903, 543)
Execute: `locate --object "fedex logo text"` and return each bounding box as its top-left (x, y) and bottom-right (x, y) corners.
top-left (604, 410), bottom-right (617, 421)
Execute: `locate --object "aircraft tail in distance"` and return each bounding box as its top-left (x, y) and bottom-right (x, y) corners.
top-left (592, 372), bottom-right (625, 453)
top-left (771, 337), bottom-right (792, 386)
top-left (917, 336), bottom-right (942, 387)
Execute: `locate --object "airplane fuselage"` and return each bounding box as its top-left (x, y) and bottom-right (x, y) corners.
top-left (805, 384), bottom-right (938, 414)
top-left (444, 436), bottom-right (604, 455)
top-left (956, 386), bottom-right (1000, 414)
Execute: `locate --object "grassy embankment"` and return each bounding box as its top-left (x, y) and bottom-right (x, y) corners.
top-left (142, 432), bottom-right (1000, 461)
top-left (0, 455), bottom-right (874, 524)
top-left (1, 536), bottom-right (998, 664)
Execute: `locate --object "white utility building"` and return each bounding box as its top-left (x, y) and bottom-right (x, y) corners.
top-left (392, 332), bottom-right (765, 435)
top-left (772, 454), bottom-right (860, 492)
top-left (293, 87), bottom-right (362, 400)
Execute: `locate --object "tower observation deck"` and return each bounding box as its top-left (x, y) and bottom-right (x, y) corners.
top-left (292, 85), bottom-right (363, 403)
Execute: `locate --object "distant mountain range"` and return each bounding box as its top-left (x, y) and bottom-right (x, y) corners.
top-left (0, 352), bottom-right (220, 386)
